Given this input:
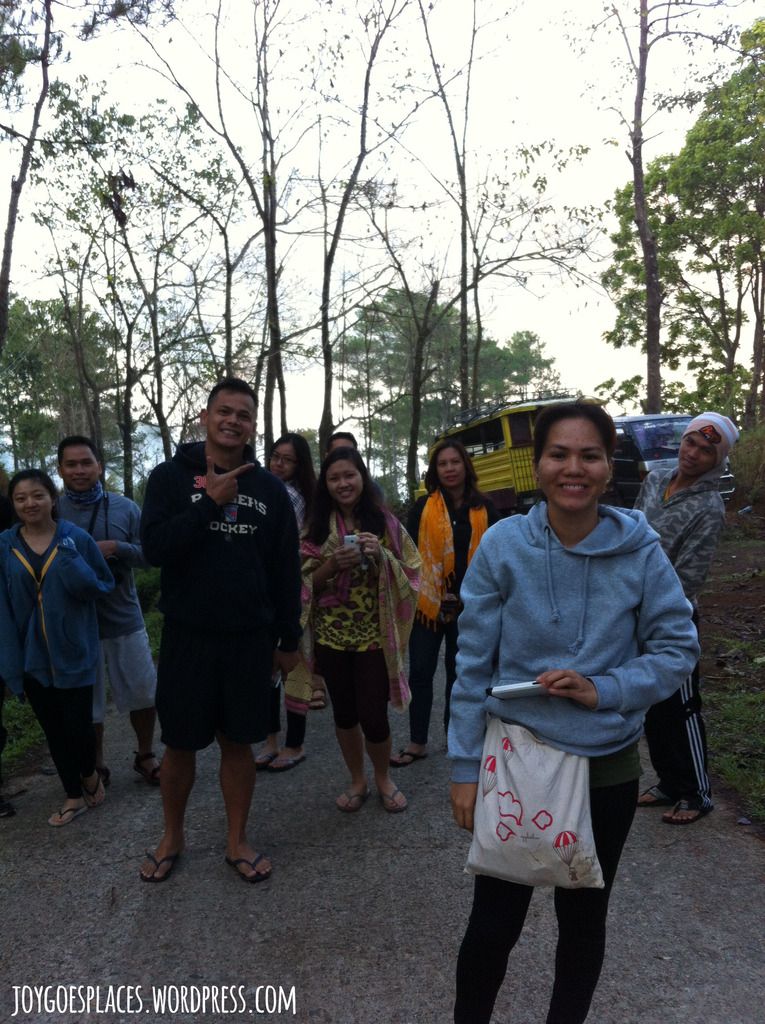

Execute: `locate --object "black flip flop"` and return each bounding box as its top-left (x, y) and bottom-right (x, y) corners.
top-left (140, 851), bottom-right (180, 883)
top-left (225, 853), bottom-right (272, 884)
top-left (390, 749), bottom-right (427, 768)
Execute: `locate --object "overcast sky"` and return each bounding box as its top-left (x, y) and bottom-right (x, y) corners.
top-left (3, 0), bottom-right (757, 431)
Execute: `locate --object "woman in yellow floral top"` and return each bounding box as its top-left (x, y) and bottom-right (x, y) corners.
top-left (301, 447), bottom-right (420, 813)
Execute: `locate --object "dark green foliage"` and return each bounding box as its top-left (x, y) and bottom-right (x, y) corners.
top-left (1, 696), bottom-right (44, 775)
top-left (134, 566), bottom-right (161, 614)
top-left (602, 19), bottom-right (765, 419)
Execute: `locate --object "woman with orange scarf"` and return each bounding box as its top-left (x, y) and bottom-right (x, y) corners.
top-left (391, 440), bottom-right (497, 767)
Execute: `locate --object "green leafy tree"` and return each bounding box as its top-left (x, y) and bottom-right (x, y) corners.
top-left (0, 296), bottom-right (119, 470)
top-left (340, 289), bottom-right (560, 496)
top-left (600, 0), bottom-right (742, 412)
top-left (603, 18), bottom-right (765, 422)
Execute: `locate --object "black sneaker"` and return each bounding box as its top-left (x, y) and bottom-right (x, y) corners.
top-left (0, 796), bottom-right (16, 818)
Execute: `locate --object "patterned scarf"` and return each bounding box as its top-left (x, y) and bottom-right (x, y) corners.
top-left (416, 490), bottom-right (488, 628)
top-left (64, 481), bottom-right (104, 505)
top-left (300, 510), bottom-right (421, 711)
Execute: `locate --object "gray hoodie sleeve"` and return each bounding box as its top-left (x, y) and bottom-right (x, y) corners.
top-left (447, 541), bottom-right (503, 783)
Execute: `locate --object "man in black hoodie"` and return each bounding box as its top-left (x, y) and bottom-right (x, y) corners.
top-left (139, 379), bottom-right (301, 883)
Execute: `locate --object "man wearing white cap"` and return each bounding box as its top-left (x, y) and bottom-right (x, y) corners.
top-left (634, 411), bottom-right (739, 824)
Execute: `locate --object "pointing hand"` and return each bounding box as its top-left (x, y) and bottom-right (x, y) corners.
top-left (205, 456), bottom-right (253, 506)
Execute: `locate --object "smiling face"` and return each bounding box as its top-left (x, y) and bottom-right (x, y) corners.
top-left (12, 479), bottom-right (56, 529)
top-left (436, 446), bottom-right (467, 495)
top-left (325, 458), bottom-right (364, 515)
top-left (58, 444), bottom-right (102, 493)
top-left (200, 388), bottom-right (255, 454)
top-left (269, 442), bottom-right (297, 483)
top-left (677, 431), bottom-right (718, 480)
top-left (535, 417), bottom-right (611, 530)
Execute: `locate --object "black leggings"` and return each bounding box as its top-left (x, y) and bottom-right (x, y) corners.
top-left (23, 676), bottom-right (96, 799)
top-left (267, 685), bottom-right (307, 749)
top-left (314, 644), bottom-right (390, 744)
top-left (455, 778), bottom-right (639, 1024)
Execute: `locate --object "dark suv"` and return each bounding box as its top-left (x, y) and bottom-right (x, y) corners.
top-left (608, 414), bottom-right (735, 507)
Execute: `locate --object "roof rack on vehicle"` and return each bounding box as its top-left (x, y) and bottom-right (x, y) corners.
top-left (445, 391), bottom-right (576, 430)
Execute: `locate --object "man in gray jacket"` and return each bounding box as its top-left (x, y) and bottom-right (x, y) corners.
top-left (57, 436), bottom-right (159, 787)
top-left (634, 411), bottom-right (739, 824)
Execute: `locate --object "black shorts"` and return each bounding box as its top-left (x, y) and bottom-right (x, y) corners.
top-left (156, 619), bottom-right (274, 750)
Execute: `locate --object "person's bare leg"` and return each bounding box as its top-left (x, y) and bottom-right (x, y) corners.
top-left (218, 733), bottom-right (270, 880)
top-left (255, 732), bottom-right (280, 766)
top-left (130, 706), bottom-right (160, 777)
top-left (140, 746), bottom-right (194, 880)
top-left (367, 735), bottom-right (407, 810)
top-left (334, 724), bottom-right (369, 808)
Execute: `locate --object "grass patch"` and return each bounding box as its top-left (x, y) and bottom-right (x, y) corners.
top-left (706, 688), bottom-right (765, 821)
top-left (704, 633), bottom-right (765, 664)
top-left (704, 568), bottom-right (763, 585)
top-left (144, 608), bottom-right (163, 660)
top-left (1, 696), bottom-right (44, 776)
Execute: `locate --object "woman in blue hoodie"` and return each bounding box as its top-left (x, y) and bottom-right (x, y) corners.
top-left (0, 470), bottom-right (114, 827)
top-left (449, 402), bottom-right (698, 1024)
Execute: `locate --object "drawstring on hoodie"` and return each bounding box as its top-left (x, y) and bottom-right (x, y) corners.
top-left (543, 525), bottom-right (590, 655)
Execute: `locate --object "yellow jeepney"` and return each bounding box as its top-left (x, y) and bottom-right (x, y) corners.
top-left (416, 392), bottom-right (591, 515)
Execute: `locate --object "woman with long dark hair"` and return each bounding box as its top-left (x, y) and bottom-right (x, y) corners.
top-left (391, 439), bottom-right (497, 767)
top-left (0, 469), bottom-right (114, 827)
top-left (301, 447), bottom-right (420, 812)
top-left (256, 433), bottom-right (321, 772)
top-left (449, 402), bottom-right (698, 1023)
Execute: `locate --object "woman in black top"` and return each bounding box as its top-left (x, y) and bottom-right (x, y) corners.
top-left (391, 440), bottom-right (497, 766)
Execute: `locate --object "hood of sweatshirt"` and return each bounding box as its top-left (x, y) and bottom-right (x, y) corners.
top-left (521, 500), bottom-right (659, 557)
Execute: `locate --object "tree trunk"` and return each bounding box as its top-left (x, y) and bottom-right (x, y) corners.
top-left (0, 0), bottom-right (52, 353)
top-left (752, 263), bottom-right (765, 425)
top-left (632, 0), bottom-right (663, 413)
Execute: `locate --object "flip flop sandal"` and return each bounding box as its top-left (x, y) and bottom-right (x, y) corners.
top-left (308, 687), bottom-right (328, 710)
top-left (379, 787), bottom-right (408, 813)
top-left (637, 785), bottom-right (674, 808)
top-left (133, 752), bottom-right (161, 786)
top-left (336, 790), bottom-right (370, 813)
top-left (662, 799), bottom-right (712, 825)
top-left (48, 804), bottom-right (88, 827)
top-left (81, 775), bottom-right (106, 807)
top-left (225, 853), bottom-right (272, 884)
top-left (140, 851), bottom-right (181, 883)
top-left (390, 749), bottom-right (428, 768)
top-left (267, 754), bottom-right (306, 772)
top-left (255, 751), bottom-right (279, 768)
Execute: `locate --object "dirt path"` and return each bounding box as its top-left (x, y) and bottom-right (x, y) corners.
top-left (2, 666), bottom-right (764, 1024)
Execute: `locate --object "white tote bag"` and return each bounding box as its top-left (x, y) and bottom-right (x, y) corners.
top-left (466, 716), bottom-right (604, 889)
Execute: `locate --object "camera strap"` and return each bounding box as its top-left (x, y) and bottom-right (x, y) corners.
top-left (86, 493), bottom-right (109, 540)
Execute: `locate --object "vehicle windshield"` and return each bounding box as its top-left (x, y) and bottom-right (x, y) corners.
top-left (630, 417), bottom-right (691, 459)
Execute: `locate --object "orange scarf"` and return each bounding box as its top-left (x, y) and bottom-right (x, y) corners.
top-left (416, 490), bottom-right (488, 627)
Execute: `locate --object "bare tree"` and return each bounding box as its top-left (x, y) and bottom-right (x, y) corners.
top-left (0, 0), bottom-right (52, 352)
top-left (315, 0), bottom-right (413, 453)
top-left (416, 0), bottom-right (477, 407)
top-left (603, 0), bottom-right (739, 412)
